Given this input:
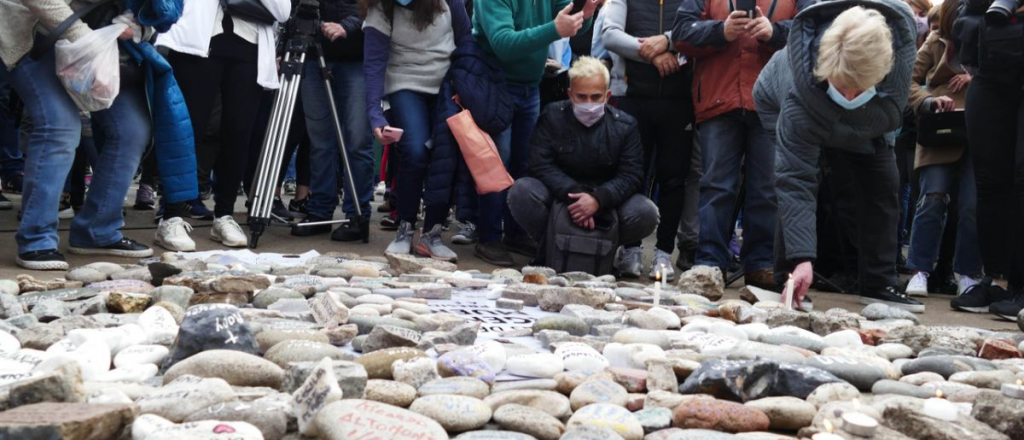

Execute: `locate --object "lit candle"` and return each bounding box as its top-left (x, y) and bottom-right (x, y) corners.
top-left (813, 419), bottom-right (845, 440)
top-left (841, 412), bottom-right (879, 437)
top-left (781, 274), bottom-right (795, 310)
top-left (922, 390), bottom-right (958, 422)
top-left (654, 270), bottom-right (662, 307)
top-left (1002, 379), bottom-right (1024, 399)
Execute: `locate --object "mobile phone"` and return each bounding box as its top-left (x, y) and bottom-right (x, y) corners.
top-left (382, 127), bottom-right (404, 143)
top-left (570, 0), bottom-right (589, 14)
top-left (735, 0), bottom-right (757, 18)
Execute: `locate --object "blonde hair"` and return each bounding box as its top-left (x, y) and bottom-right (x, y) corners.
top-left (906, 0), bottom-right (932, 16)
top-left (814, 6), bottom-right (894, 91)
top-left (568, 56), bottom-right (610, 90)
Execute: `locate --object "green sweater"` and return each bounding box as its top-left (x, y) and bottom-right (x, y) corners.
top-left (473, 0), bottom-right (591, 86)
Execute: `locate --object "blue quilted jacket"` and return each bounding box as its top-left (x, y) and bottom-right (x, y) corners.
top-left (123, 41), bottom-right (198, 204)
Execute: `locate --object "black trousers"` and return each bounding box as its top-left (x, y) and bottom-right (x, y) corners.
top-left (617, 97), bottom-right (695, 253)
top-left (776, 142), bottom-right (900, 291)
top-left (167, 33), bottom-right (263, 218)
top-left (966, 74), bottom-right (1024, 284)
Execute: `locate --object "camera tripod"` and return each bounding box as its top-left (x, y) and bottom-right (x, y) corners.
top-left (248, 3), bottom-right (369, 248)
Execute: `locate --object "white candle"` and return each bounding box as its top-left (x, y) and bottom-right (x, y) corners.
top-left (781, 274), bottom-right (795, 310)
top-left (922, 391), bottom-right (958, 422)
top-left (1002, 380), bottom-right (1024, 399)
top-left (841, 412), bottom-right (879, 437)
top-left (653, 270), bottom-right (662, 307)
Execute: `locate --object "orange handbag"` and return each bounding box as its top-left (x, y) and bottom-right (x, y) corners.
top-left (446, 95), bottom-right (514, 195)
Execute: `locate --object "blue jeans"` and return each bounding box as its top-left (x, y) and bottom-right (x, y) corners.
top-left (0, 67), bottom-right (24, 181)
top-left (479, 84), bottom-right (540, 243)
top-left (389, 90), bottom-right (447, 229)
top-left (301, 61), bottom-right (374, 220)
top-left (906, 157), bottom-right (982, 276)
top-left (696, 110), bottom-right (777, 273)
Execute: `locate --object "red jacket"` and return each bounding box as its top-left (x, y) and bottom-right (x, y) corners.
top-left (672, 0), bottom-right (810, 123)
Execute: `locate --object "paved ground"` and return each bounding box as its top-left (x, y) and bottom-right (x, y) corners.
top-left (0, 186), bottom-right (1018, 331)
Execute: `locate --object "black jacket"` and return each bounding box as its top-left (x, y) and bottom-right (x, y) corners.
top-left (319, 0), bottom-right (363, 62)
top-left (528, 101), bottom-right (643, 211)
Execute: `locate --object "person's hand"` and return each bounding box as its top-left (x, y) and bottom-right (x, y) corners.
top-left (639, 35), bottom-right (670, 61)
top-left (652, 52), bottom-right (680, 77)
top-left (575, 216), bottom-right (595, 230)
top-left (582, 0), bottom-right (600, 19)
top-left (747, 7), bottom-right (774, 42)
top-left (373, 127), bottom-right (392, 145)
top-left (321, 22), bottom-right (347, 41)
top-left (932, 96), bottom-right (956, 112)
top-left (545, 58), bottom-right (563, 75)
top-left (555, 3), bottom-right (585, 38)
top-left (723, 10), bottom-right (751, 42)
top-left (567, 193), bottom-right (600, 224)
top-left (118, 27), bottom-right (135, 41)
top-left (947, 73), bottom-right (972, 94)
top-left (791, 261), bottom-right (814, 309)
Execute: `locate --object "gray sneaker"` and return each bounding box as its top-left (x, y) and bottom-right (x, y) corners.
top-left (615, 246), bottom-right (643, 278)
top-left (451, 221), bottom-right (478, 245)
top-left (648, 249), bottom-right (676, 283)
top-left (386, 221), bottom-right (414, 254)
top-left (415, 224), bottom-right (458, 263)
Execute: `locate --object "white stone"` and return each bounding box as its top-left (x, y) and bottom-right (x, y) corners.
top-left (603, 343), bottom-right (665, 369)
top-left (646, 307), bottom-right (681, 329)
top-left (737, 323), bottom-right (771, 341)
top-left (139, 306), bottom-right (179, 345)
top-left (114, 345), bottom-right (169, 368)
top-left (45, 338), bottom-right (78, 354)
top-left (556, 342), bottom-right (609, 372)
top-left (468, 340), bottom-right (507, 372)
top-left (506, 353), bottom-right (564, 378)
top-left (874, 343), bottom-right (915, 361)
top-left (88, 388), bottom-right (134, 404)
top-left (292, 357), bottom-right (343, 437)
top-left (766, 325), bottom-right (825, 342)
top-left (823, 330), bottom-right (864, 348)
top-left (0, 349), bottom-right (50, 374)
top-left (69, 324), bottom-right (147, 356)
top-left (145, 420), bottom-right (265, 440)
top-left (136, 375), bottom-right (236, 422)
top-left (566, 403), bottom-right (643, 440)
top-left (309, 292), bottom-right (350, 327)
top-left (0, 331), bottom-right (19, 355)
top-left (132, 414), bottom-right (175, 440)
top-left (94, 363), bottom-right (158, 383)
top-left (355, 294), bottom-right (395, 305)
top-left (0, 371), bottom-right (41, 387)
top-left (38, 337), bottom-right (110, 381)
top-left (350, 306), bottom-right (381, 317)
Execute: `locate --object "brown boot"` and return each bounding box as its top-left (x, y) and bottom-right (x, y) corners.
top-left (744, 269), bottom-right (778, 291)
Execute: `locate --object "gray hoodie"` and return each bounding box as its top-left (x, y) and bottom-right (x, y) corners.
top-left (753, 0), bottom-right (916, 263)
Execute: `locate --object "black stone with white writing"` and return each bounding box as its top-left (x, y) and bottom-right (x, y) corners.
top-left (164, 304), bottom-right (258, 370)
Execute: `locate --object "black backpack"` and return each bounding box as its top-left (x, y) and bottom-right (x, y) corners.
top-left (545, 202), bottom-right (620, 276)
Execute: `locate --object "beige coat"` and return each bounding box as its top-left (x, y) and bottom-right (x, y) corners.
top-left (0, 0), bottom-right (94, 69)
top-left (908, 31), bottom-right (967, 169)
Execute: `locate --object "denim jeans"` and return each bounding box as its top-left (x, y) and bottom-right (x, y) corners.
top-left (906, 157), bottom-right (982, 276)
top-left (0, 67), bottom-right (24, 180)
top-left (300, 61), bottom-right (374, 220)
top-left (69, 79), bottom-right (151, 247)
top-left (389, 90), bottom-right (447, 229)
top-left (695, 110), bottom-right (776, 273)
top-left (478, 84), bottom-right (540, 243)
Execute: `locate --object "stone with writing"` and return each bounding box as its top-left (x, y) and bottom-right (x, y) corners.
top-left (255, 328), bottom-right (330, 353)
top-left (355, 347), bottom-right (429, 380)
top-left (418, 376), bottom-right (491, 399)
top-left (484, 390), bottom-right (573, 419)
top-left (361, 325), bottom-right (422, 354)
top-left (315, 399), bottom-right (448, 440)
top-left (0, 402), bottom-right (135, 440)
top-left (555, 342), bottom-right (609, 372)
top-left (264, 339), bottom-right (349, 368)
top-left (40, 336), bottom-right (110, 381)
top-left (0, 349), bottom-right (50, 374)
top-left (252, 287), bottom-right (305, 309)
top-left (291, 357), bottom-right (343, 437)
top-left (138, 306), bottom-right (178, 345)
top-left (437, 348), bottom-right (498, 384)
top-left (392, 356), bottom-right (440, 389)
top-left (491, 403), bottom-right (564, 440)
top-left (165, 304), bottom-right (258, 369)
top-left (282, 359), bottom-right (367, 400)
top-left (569, 378), bottom-right (629, 411)
top-left (410, 394), bottom-right (493, 433)
top-left (136, 375), bottom-right (235, 422)
top-left (185, 397), bottom-right (290, 440)
top-left (164, 350), bottom-right (284, 389)
top-left (506, 352), bottom-right (564, 378)
top-left (566, 403), bottom-right (644, 440)
top-left (308, 292), bottom-right (350, 327)
top-left (94, 363), bottom-right (158, 383)
top-left (364, 379), bottom-right (418, 407)
top-left (144, 420), bottom-right (265, 440)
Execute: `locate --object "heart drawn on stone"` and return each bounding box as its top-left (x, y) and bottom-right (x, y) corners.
top-left (213, 424), bottom-right (236, 434)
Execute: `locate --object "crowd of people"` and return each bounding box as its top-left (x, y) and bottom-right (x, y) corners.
top-left (0, 0), bottom-right (1021, 321)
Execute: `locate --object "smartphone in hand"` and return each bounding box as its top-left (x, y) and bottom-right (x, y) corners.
top-left (570, 0), bottom-right (589, 14)
top-left (381, 127), bottom-right (404, 144)
top-left (735, 0), bottom-right (757, 18)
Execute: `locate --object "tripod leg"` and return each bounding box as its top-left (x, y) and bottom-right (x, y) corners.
top-left (317, 47), bottom-right (369, 243)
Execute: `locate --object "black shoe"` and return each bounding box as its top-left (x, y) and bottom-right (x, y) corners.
top-left (272, 197), bottom-right (294, 222)
top-left (291, 216), bottom-right (332, 237)
top-left (951, 280), bottom-right (1013, 314)
top-left (16, 249), bottom-right (68, 271)
top-left (897, 252), bottom-right (913, 275)
top-left (3, 174), bottom-right (22, 194)
top-left (331, 219), bottom-right (367, 242)
top-left (68, 238), bottom-right (154, 258)
top-left (503, 235), bottom-right (538, 257)
top-left (0, 192), bottom-right (11, 210)
top-left (475, 242), bottom-right (516, 267)
top-left (675, 247), bottom-right (695, 272)
top-left (989, 289), bottom-right (1024, 321)
top-left (288, 197), bottom-right (309, 218)
top-left (380, 214), bottom-right (398, 231)
top-left (860, 286), bottom-right (925, 313)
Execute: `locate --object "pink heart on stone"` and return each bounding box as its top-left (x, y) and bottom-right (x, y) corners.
top-left (213, 425), bottom-right (236, 434)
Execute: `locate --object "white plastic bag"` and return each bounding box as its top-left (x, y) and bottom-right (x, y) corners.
top-left (54, 24), bottom-right (127, 112)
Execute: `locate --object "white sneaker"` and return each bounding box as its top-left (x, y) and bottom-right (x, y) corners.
top-left (905, 272), bottom-right (929, 297)
top-left (648, 249), bottom-right (676, 283)
top-left (956, 273), bottom-right (981, 296)
top-left (155, 217), bottom-right (196, 251)
top-left (211, 215), bottom-right (248, 248)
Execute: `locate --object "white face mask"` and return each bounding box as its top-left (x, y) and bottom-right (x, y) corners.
top-left (915, 16), bottom-right (929, 36)
top-left (572, 102), bottom-right (606, 127)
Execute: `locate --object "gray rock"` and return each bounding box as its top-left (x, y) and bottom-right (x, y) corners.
top-left (493, 403), bottom-right (564, 440)
top-left (0, 280), bottom-right (19, 296)
top-left (264, 339), bottom-right (351, 368)
top-left (744, 396), bottom-right (816, 431)
top-left (880, 326), bottom-right (982, 356)
top-left (809, 311), bottom-right (861, 336)
top-left (7, 362), bottom-right (84, 408)
top-left (282, 360), bottom-right (368, 399)
top-left (149, 285), bottom-right (194, 310)
top-left (136, 375), bottom-right (236, 422)
top-left (871, 380), bottom-right (935, 398)
top-left (560, 305), bottom-right (622, 327)
top-left (560, 426), bottom-right (626, 440)
top-left (806, 382), bottom-right (861, 409)
top-left (764, 309), bottom-right (811, 330)
top-left (252, 287), bottom-right (305, 309)
top-left (347, 315), bottom-right (419, 335)
top-left (30, 300), bottom-right (69, 323)
top-left (971, 390), bottom-right (1024, 440)
top-left (536, 287), bottom-right (614, 312)
top-left (900, 355), bottom-right (999, 379)
top-left (164, 350), bottom-right (284, 389)
top-left (533, 316), bottom-right (590, 337)
top-left (883, 400), bottom-right (1010, 440)
top-left (65, 267), bottom-right (107, 284)
top-left (759, 333), bottom-right (827, 353)
top-left (0, 293), bottom-right (25, 319)
top-left (634, 407), bottom-right (672, 434)
top-left (418, 377), bottom-right (491, 399)
top-left (68, 297), bottom-right (106, 316)
top-left (362, 325), bottom-right (423, 354)
top-left (183, 398), bottom-right (289, 440)
top-left (15, 324), bottom-right (64, 350)
top-left (949, 370), bottom-right (1016, 390)
top-left (861, 303), bottom-right (921, 324)
top-left (677, 265), bottom-right (725, 301)
top-left (805, 355), bottom-right (888, 391)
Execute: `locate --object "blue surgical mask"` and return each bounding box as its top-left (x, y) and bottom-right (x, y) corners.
top-left (396, 0), bottom-right (413, 5)
top-left (827, 83), bottom-right (877, 110)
